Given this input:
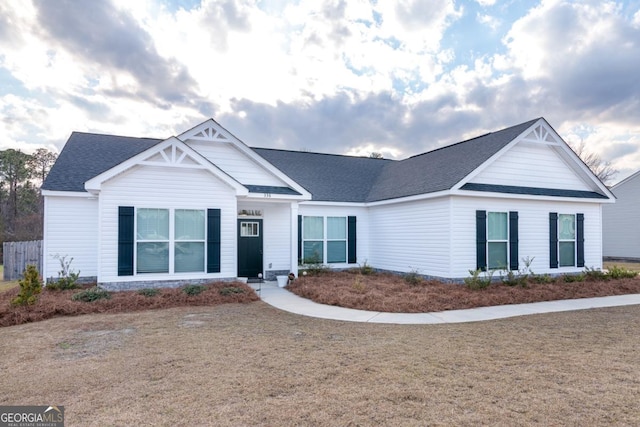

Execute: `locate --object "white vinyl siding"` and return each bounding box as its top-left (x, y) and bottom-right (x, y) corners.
top-left (368, 197), bottom-right (451, 277)
top-left (470, 142), bottom-right (591, 191)
top-left (98, 165), bottom-right (237, 284)
top-left (450, 196), bottom-right (602, 278)
top-left (43, 195), bottom-right (99, 282)
top-left (603, 173), bottom-right (640, 259)
top-left (185, 140), bottom-right (285, 186)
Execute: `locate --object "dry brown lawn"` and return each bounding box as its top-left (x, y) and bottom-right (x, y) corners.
top-left (1, 302), bottom-right (639, 426)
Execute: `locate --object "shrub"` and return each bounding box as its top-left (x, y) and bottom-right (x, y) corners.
top-left (358, 261), bottom-right (375, 275)
top-left (182, 284), bottom-right (206, 296)
top-left (352, 274), bottom-right (366, 293)
top-left (72, 287), bottom-right (111, 302)
top-left (48, 254), bottom-right (80, 290)
top-left (137, 288), bottom-right (160, 297)
top-left (11, 264), bottom-right (43, 306)
top-left (404, 269), bottom-right (423, 286)
top-left (219, 286), bottom-right (245, 296)
top-left (501, 269), bottom-right (528, 287)
top-left (531, 274), bottom-right (554, 284)
top-left (606, 265), bottom-right (638, 279)
top-left (584, 266), bottom-right (608, 281)
top-left (301, 261), bottom-right (330, 276)
top-left (464, 269), bottom-right (494, 290)
top-left (563, 273), bottom-right (586, 283)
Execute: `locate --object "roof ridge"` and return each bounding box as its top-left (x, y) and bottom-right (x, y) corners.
top-left (252, 146), bottom-right (395, 161)
top-left (70, 131), bottom-right (164, 141)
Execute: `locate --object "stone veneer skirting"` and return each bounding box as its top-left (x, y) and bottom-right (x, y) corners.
top-left (99, 277), bottom-right (243, 291)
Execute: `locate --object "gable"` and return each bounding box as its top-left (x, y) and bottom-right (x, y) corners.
top-left (459, 119), bottom-right (614, 201)
top-left (180, 119), bottom-right (310, 198)
top-left (84, 137), bottom-right (248, 196)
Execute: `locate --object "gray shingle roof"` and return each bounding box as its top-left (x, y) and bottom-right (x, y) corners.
top-left (255, 118), bottom-right (540, 202)
top-left (47, 118), bottom-right (588, 202)
top-left (42, 132), bottom-right (162, 192)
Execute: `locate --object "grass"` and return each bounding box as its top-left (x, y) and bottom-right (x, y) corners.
top-left (0, 303), bottom-right (638, 425)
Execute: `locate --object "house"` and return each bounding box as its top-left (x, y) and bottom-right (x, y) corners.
top-left (41, 117), bottom-right (615, 289)
top-left (603, 171), bottom-right (640, 260)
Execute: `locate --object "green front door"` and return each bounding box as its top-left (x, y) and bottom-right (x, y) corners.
top-left (237, 219), bottom-right (263, 278)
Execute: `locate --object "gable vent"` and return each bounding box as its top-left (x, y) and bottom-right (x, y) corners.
top-left (192, 127), bottom-right (229, 141)
top-left (522, 124), bottom-right (558, 144)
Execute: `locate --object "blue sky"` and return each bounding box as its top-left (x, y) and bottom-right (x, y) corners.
top-left (1, 0), bottom-right (640, 183)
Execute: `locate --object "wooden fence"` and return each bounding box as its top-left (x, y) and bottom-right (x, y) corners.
top-left (3, 240), bottom-right (43, 281)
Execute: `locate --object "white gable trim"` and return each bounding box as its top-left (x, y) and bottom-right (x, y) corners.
top-left (179, 119), bottom-right (312, 200)
top-left (453, 118), bottom-right (615, 200)
top-left (84, 136), bottom-right (249, 196)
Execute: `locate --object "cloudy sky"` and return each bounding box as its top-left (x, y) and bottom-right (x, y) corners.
top-left (1, 0), bottom-right (639, 183)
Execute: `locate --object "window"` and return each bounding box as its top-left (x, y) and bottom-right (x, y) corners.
top-left (136, 208), bottom-right (206, 274)
top-left (302, 216), bottom-right (324, 263)
top-left (175, 209), bottom-right (205, 273)
top-left (327, 217), bottom-right (347, 263)
top-left (558, 214), bottom-right (576, 267)
top-left (301, 216), bottom-right (348, 264)
top-left (487, 212), bottom-right (508, 269)
top-left (240, 221), bottom-right (260, 237)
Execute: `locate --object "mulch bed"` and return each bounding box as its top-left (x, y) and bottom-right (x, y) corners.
top-left (0, 282), bottom-right (259, 327)
top-left (287, 271), bottom-right (640, 313)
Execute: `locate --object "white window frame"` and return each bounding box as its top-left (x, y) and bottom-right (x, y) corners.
top-left (135, 207), bottom-right (207, 275)
top-left (558, 213), bottom-right (576, 267)
top-left (301, 216), bottom-right (348, 264)
top-left (240, 221), bottom-right (260, 237)
top-left (487, 211), bottom-right (509, 270)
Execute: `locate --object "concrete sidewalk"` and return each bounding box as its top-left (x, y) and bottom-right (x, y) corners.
top-left (251, 282), bottom-right (640, 324)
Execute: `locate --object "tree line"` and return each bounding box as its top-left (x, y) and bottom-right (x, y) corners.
top-left (0, 148), bottom-right (57, 244)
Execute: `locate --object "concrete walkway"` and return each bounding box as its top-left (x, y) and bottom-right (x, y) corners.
top-left (251, 282), bottom-right (640, 324)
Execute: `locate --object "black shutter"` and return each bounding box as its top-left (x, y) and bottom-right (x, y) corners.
top-left (118, 206), bottom-right (134, 276)
top-left (509, 211), bottom-right (519, 271)
top-left (576, 213), bottom-right (585, 268)
top-left (297, 215), bottom-right (302, 264)
top-left (207, 209), bottom-right (221, 273)
top-left (549, 212), bottom-right (558, 269)
top-left (476, 210), bottom-right (487, 271)
top-left (347, 216), bottom-right (357, 264)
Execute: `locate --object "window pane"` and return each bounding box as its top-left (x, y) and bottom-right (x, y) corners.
top-left (327, 217), bottom-right (346, 239)
top-left (175, 209), bottom-right (205, 240)
top-left (175, 242), bottom-right (205, 272)
top-left (488, 212), bottom-right (507, 240)
top-left (327, 241), bottom-right (346, 263)
top-left (137, 209), bottom-right (169, 240)
top-left (488, 242), bottom-right (507, 269)
top-left (559, 242), bottom-right (575, 267)
top-left (303, 241), bottom-right (323, 263)
top-left (137, 242), bottom-right (169, 273)
top-left (303, 217), bottom-right (323, 239)
top-left (559, 214), bottom-right (575, 240)
top-left (240, 222), bottom-right (259, 237)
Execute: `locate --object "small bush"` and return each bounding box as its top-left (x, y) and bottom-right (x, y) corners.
top-left (606, 265), bottom-right (638, 279)
top-left (501, 270), bottom-right (527, 287)
top-left (464, 269), bottom-right (494, 290)
top-left (48, 254), bottom-right (80, 290)
top-left (182, 284), bottom-right (206, 296)
top-left (352, 274), bottom-right (366, 293)
top-left (531, 274), bottom-right (554, 284)
top-left (137, 288), bottom-right (160, 297)
top-left (584, 266), bottom-right (608, 282)
top-left (219, 286), bottom-right (245, 296)
top-left (563, 273), bottom-right (586, 283)
top-left (404, 270), bottom-right (423, 286)
top-left (359, 261), bottom-right (375, 275)
top-left (11, 265), bottom-right (43, 306)
top-left (72, 287), bottom-right (111, 302)
top-left (301, 261), bottom-right (330, 276)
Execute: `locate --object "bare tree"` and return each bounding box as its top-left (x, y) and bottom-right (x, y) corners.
top-left (569, 141), bottom-right (618, 185)
top-left (369, 152), bottom-right (384, 159)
